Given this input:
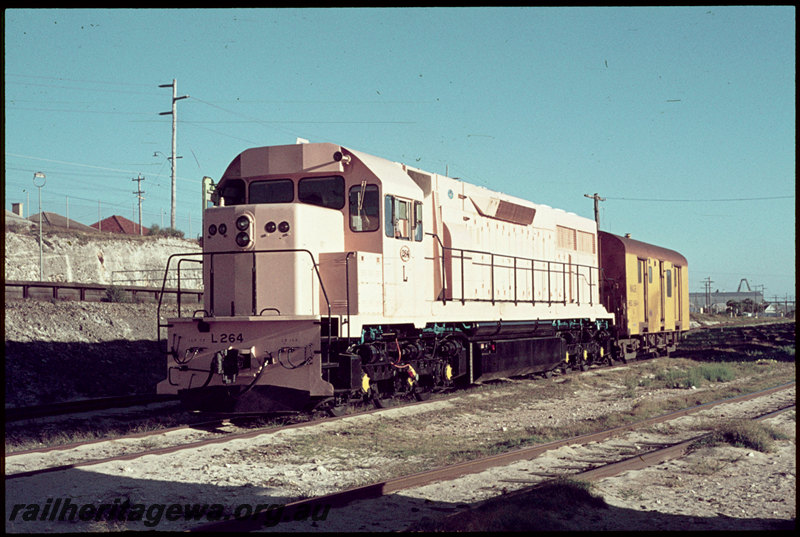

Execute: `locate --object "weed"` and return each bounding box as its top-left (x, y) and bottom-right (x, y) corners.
top-left (654, 363), bottom-right (736, 389)
top-left (690, 419), bottom-right (788, 453)
top-left (655, 368), bottom-right (689, 388)
top-left (695, 363), bottom-right (736, 383)
top-left (622, 375), bottom-right (639, 398)
top-left (104, 285), bottom-right (130, 303)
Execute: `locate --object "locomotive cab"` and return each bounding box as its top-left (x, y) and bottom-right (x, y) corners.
top-left (157, 143), bottom-right (430, 413)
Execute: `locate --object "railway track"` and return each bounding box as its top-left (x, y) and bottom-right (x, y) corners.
top-left (4, 395), bottom-right (430, 479)
top-left (5, 380), bottom-right (794, 531)
top-left (189, 382), bottom-right (795, 532)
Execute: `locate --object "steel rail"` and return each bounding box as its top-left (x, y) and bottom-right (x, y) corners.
top-left (574, 402), bottom-right (796, 482)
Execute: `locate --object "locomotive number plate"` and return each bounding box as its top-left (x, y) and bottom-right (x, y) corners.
top-left (211, 333), bottom-right (244, 343)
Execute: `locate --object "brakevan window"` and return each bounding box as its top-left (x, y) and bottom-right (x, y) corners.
top-left (298, 176), bottom-right (345, 209)
top-left (249, 179), bottom-right (294, 204)
top-left (666, 269), bottom-right (672, 297)
top-left (349, 184), bottom-right (380, 232)
top-left (219, 179), bottom-right (246, 206)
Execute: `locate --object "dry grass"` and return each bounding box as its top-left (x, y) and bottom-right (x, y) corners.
top-left (690, 419), bottom-right (791, 454)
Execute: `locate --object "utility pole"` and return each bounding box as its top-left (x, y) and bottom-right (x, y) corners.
top-left (584, 193), bottom-right (606, 227)
top-left (132, 174), bottom-right (146, 236)
top-left (584, 193), bottom-right (606, 292)
top-left (703, 277), bottom-right (714, 312)
top-left (159, 79), bottom-right (189, 230)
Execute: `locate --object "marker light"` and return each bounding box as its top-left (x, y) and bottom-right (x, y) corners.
top-left (208, 224), bottom-right (217, 236)
top-left (265, 221), bottom-right (276, 233)
top-left (278, 221), bottom-right (290, 233)
top-left (218, 223), bottom-right (227, 235)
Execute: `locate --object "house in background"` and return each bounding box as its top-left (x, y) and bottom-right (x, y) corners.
top-left (91, 215), bottom-right (150, 235)
top-left (26, 211), bottom-right (96, 232)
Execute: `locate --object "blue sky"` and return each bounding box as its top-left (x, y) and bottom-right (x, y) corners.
top-left (4, 7), bottom-right (795, 299)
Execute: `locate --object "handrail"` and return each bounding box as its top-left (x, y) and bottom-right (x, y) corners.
top-left (425, 232), bottom-right (598, 307)
top-left (156, 248), bottom-right (334, 360)
top-left (177, 258), bottom-right (203, 316)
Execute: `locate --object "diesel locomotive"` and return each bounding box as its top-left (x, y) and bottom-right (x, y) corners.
top-left (156, 142), bottom-right (689, 415)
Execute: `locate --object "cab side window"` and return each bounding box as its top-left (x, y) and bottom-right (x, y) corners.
top-left (219, 179), bottom-right (246, 206)
top-left (384, 195), bottom-right (422, 240)
top-left (348, 184), bottom-right (379, 232)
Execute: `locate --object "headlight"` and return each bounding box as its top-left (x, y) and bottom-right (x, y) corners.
top-left (236, 215), bottom-right (250, 231)
top-left (208, 224), bottom-right (217, 236)
top-left (218, 223), bottom-right (227, 235)
top-left (278, 221), bottom-right (290, 233)
top-left (235, 232), bottom-right (251, 247)
top-left (265, 221), bottom-right (276, 233)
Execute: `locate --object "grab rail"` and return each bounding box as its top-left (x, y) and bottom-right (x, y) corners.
top-left (426, 232), bottom-right (598, 307)
top-left (156, 249), bottom-right (334, 359)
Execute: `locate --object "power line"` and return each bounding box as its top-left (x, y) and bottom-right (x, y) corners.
top-left (606, 195), bottom-right (794, 202)
top-left (5, 153), bottom-right (197, 184)
top-left (6, 73), bottom-right (156, 88)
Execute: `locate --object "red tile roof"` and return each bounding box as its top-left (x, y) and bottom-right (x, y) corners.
top-left (90, 215), bottom-right (150, 235)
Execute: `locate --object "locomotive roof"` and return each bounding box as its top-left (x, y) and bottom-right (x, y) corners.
top-left (600, 230), bottom-right (687, 266)
top-left (346, 147), bottom-right (423, 200)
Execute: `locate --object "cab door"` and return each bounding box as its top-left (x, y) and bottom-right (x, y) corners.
top-left (383, 195), bottom-right (424, 319)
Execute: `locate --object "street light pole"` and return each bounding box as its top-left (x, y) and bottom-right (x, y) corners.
top-left (33, 172), bottom-right (46, 280)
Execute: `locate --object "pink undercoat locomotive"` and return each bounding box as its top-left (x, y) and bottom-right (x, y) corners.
top-left (157, 142), bottom-right (688, 415)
